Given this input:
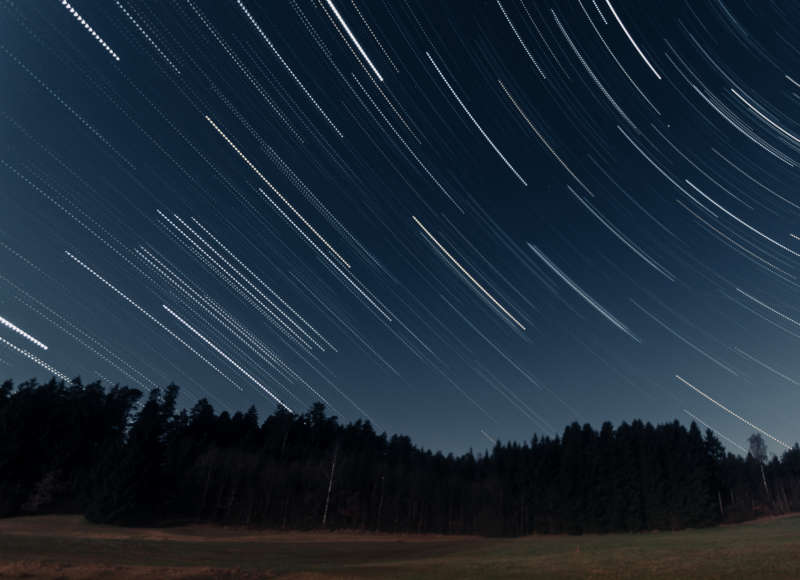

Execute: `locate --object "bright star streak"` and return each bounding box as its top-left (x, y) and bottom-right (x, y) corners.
top-left (64, 250), bottom-right (246, 395)
top-left (676, 374), bottom-right (790, 449)
top-left (324, 0), bottom-right (383, 81)
top-left (604, 0), bottom-right (661, 79)
top-left (426, 52), bottom-right (527, 186)
top-left (413, 216), bottom-right (526, 331)
top-left (528, 243), bottom-right (639, 341)
top-left (736, 288), bottom-right (800, 329)
top-left (60, 0), bottom-right (120, 61)
top-left (0, 335), bottom-right (68, 381)
top-left (204, 115), bottom-right (351, 270)
top-left (0, 315), bottom-right (48, 350)
top-left (682, 409), bottom-right (747, 454)
top-left (685, 179), bottom-right (800, 258)
top-left (163, 305), bottom-right (292, 413)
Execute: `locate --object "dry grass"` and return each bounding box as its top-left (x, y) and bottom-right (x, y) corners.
top-left (1, 514), bottom-right (800, 578)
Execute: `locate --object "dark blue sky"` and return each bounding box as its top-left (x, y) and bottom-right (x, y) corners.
top-left (3, 0), bottom-right (800, 455)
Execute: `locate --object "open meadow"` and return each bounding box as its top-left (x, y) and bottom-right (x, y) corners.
top-left (1, 514), bottom-right (799, 579)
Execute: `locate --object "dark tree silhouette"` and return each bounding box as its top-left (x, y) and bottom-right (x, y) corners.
top-left (1, 376), bottom-right (797, 535)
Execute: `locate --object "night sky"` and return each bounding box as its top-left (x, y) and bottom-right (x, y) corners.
top-left (3, 0), bottom-right (800, 455)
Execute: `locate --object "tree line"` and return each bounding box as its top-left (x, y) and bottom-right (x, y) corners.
top-left (1, 376), bottom-right (799, 535)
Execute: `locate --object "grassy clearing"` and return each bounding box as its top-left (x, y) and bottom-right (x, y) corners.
top-left (0, 514), bottom-right (799, 578)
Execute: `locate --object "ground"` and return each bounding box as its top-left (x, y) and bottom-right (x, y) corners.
top-left (1, 514), bottom-right (799, 579)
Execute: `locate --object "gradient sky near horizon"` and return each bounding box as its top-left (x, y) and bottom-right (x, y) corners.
top-left (3, 0), bottom-right (800, 455)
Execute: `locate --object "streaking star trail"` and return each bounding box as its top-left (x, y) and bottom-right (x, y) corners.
top-left (0, 315), bottom-right (48, 350)
top-left (414, 216), bottom-right (526, 331)
top-left (2, 0), bottom-right (800, 454)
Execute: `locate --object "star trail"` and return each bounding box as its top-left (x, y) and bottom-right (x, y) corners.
top-left (3, 0), bottom-right (800, 454)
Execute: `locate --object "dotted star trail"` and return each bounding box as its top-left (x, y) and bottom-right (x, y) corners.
top-left (3, 0), bottom-right (800, 454)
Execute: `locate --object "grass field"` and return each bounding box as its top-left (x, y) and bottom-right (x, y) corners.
top-left (1, 514), bottom-right (799, 579)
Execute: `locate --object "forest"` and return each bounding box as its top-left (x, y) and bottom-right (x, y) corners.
top-left (1, 376), bottom-right (799, 536)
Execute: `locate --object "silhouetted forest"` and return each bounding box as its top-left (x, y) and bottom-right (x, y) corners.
top-left (2, 376), bottom-right (799, 536)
